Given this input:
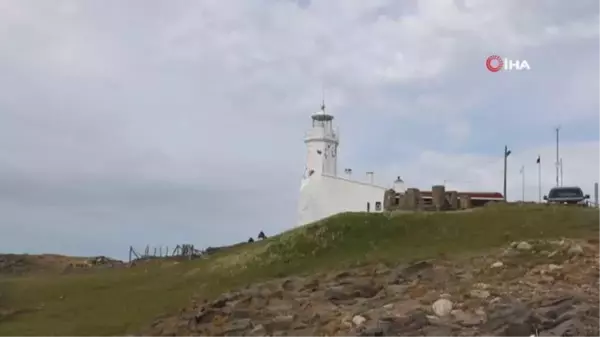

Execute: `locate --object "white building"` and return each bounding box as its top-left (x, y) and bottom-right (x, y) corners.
top-left (296, 103), bottom-right (405, 227)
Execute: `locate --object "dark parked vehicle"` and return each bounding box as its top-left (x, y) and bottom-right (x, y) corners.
top-left (543, 186), bottom-right (590, 206)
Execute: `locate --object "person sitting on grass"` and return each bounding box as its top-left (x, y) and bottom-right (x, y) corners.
top-left (258, 231), bottom-right (267, 240)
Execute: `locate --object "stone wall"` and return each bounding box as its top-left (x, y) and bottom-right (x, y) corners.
top-left (383, 186), bottom-right (478, 212)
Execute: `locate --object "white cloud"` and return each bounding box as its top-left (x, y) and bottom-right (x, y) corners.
top-left (0, 0), bottom-right (597, 258)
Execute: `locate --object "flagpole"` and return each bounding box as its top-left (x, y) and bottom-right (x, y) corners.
top-left (555, 127), bottom-right (560, 187)
top-left (503, 146), bottom-right (511, 202)
top-left (560, 158), bottom-right (563, 186)
top-left (537, 156), bottom-right (541, 203)
top-left (521, 165), bottom-right (525, 202)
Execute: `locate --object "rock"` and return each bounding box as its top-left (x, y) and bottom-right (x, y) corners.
top-left (373, 263), bottom-right (391, 276)
top-left (567, 244), bottom-right (584, 256)
top-left (382, 310), bottom-right (430, 334)
top-left (250, 324), bottom-right (266, 336)
top-left (503, 322), bottom-right (534, 336)
top-left (223, 318), bottom-right (253, 334)
top-left (547, 264), bottom-right (562, 272)
top-left (350, 280), bottom-right (382, 298)
top-left (469, 289), bottom-right (491, 299)
top-left (473, 282), bottom-right (490, 290)
top-left (422, 325), bottom-right (454, 336)
top-left (299, 278), bottom-right (319, 292)
top-left (483, 301), bottom-right (536, 335)
top-left (386, 284), bottom-right (408, 296)
top-left (325, 286), bottom-right (351, 301)
top-left (325, 281), bottom-right (381, 301)
top-left (439, 293), bottom-right (452, 300)
top-left (541, 317), bottom-right (584, 336)
top-left (398, 260), bottom-right (434, 281)
top-left (535, 296), bottom-right (576, 319)
top-left (353, 315), bottom-right (367, 326)
top-left (266, 315), bottom-right (295, 331)
top-left (451, 309), bottom-right (483, 327)
top-left (432, 299), bottom-right (453, 317)
top-left (516, 241), bottom-right (533, 251)
top-left (230, 308), bottom-right (252, 319)
top-left (358, 327), bottom-right (384, 336)
top-left (140, 237), bottom-right (600, 337)
top-left (491, 261), bottom-right (504, 268)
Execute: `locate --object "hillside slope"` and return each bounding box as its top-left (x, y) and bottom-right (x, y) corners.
top-left (0, 254), bottom-right (123, 276)
top-left (0, 205), bottom-right (598, 335)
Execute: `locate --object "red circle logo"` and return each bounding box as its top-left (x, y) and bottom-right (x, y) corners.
top-left (486, 55), bottom-right (503, 72)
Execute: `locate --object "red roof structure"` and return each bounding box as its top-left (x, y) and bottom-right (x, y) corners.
top-left (419, 191), bottom-right (504, 200)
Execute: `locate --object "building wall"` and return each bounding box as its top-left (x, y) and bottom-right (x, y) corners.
top-left (297, 174), bottom-right (387, 227)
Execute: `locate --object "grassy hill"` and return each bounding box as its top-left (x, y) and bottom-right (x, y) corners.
top-left (0, 205), bottom-right (598, 335)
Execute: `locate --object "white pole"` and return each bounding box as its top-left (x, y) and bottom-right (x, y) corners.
top-left (560, 158), bottom-right (563, 186)
top-left (537, 157), bottom-right (541, 203)
top-left (555, 127), bottom-right (560, 187)
top-left (521, 165), bottom-right (525, 202)
top-left (594, 182), bottom-right (599, 207)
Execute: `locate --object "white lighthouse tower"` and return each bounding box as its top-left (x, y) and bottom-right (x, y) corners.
top-left (297, 101), bottom-right (387, 227)
top-left (300, 102), bottom-right (339, 187)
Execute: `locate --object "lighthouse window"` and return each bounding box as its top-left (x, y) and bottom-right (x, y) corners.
top-left (308, 169), bottom-right (315, 176)
top-left (375, 202), bottom-right (382, 211)
top-left (317, 150), bottom-right (322, 155)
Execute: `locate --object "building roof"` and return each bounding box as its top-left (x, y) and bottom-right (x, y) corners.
top-left (419, 191), bottom-right (504, 199)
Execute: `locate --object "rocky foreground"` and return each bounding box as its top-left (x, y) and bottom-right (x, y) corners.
top-left (145, 238), bottom-right (599, 336)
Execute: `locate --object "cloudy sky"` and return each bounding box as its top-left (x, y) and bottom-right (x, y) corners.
top-left (0, 0), bottom-right (598, 259)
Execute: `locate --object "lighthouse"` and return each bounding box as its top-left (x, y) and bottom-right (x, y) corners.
top-left (301, 102), bottom-right (339, 185)
top-left (297, 102), bottom-right (387, 227)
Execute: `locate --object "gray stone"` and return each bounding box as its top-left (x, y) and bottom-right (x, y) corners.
top-left (490, 261), bottom-right (504, 268)
top-left (503, 322), bottom-right (534, 336)
top-left (516, 241), bottom-right (533, 251)
top-left (469, 289), bottom-right (491, 299)
top-left (223, 318), bottom-right (253, 334)
top-left (353, 315), bottom-right (367, 326)
top-left (266, 315), bottom-right (295, 331)
top-left (541, 317), bottom-right (584, 336)
top-left (451, 309), bottom-right (483, 327)
top-left (484, 301), bottom-right (535, 333)
top-left (325, 286), bottom-right (352, 300)
top-left (432, 299), bottom-right (453, 317)
top-left (567, 244), bottom-right (584, 256)
top-left (250, 324), bottom-right (266, 336)
top-left (358, 327), bottom-right (384, 336)
top-left (422, 325), bottom-right (454, 336)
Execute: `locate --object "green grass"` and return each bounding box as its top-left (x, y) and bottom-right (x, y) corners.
top-left (0, 205), bottom-right (597, 335)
